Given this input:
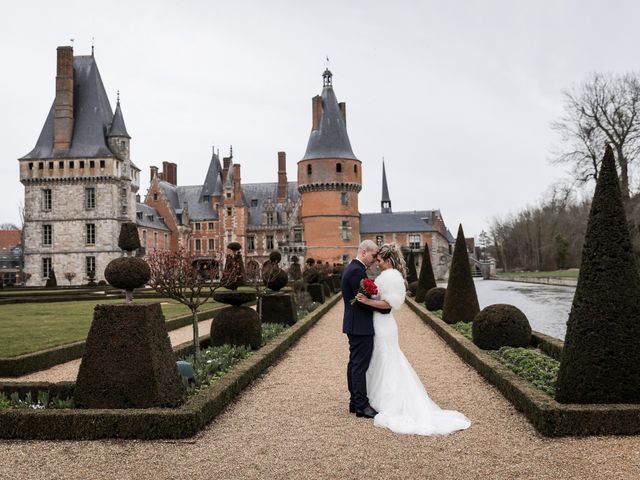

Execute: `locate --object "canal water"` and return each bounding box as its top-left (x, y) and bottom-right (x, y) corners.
top-left (440, 279), bottom-right (575, 340)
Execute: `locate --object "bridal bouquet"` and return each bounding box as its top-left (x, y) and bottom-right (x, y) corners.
top-left (350, 278), bottom-right (378, 304)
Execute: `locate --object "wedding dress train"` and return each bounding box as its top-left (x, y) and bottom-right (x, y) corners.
top-left (366, 268), bottom-right (471, 436)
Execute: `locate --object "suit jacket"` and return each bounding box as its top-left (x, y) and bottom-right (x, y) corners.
top-left (341, 259), bottom-right (391, 335)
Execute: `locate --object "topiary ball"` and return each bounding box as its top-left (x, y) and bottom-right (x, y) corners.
top-left (303, 266), bottom-right (320, 284)
top-left (227, 241), bottom-right (242, 251)
top-left (118, 222), bottom-right (141, 252)
top-left (265, 267), bottom-right (288, 291)
top-left (425, 287), bottom-right (446, 311)
top-left (472, 304), bottom-right (532, 350)
top-left (104, 257), bottom-right (151, 291)
top-left (269, 250), bottom-right (282, 264)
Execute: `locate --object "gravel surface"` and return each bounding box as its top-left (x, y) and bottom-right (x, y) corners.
top-left (1, 303), bottom-right (640, 479)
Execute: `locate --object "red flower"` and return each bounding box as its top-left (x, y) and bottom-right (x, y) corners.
top-left (351, 278), bottom-right (378, 304)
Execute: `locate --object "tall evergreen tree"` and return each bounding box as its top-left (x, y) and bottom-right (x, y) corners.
top-left (556, 145), bottom-right (640, 403)
top-left (442, 225), bottom-right (479, 324)
top-left (406, 250), bottom-right (418, 284)
top-left (415, 243), bottom-right (437, 303)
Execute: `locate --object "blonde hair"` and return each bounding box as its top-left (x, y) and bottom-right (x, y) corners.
top-left (378, 243), bottom-right (407, 278)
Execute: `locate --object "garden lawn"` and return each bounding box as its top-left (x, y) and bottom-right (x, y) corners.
top-left (496, 270), bottom-right (579, 279)
top-left (0, 298), bottom-right (221, 358)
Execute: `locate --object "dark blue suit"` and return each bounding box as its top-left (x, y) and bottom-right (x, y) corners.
top-left (341, 259), bottom-right (391, 410)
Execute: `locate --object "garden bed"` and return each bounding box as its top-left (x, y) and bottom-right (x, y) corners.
top-left (0, 301), bottom-right (232, 376)
top-left (0, 293), bottom-right (340, 439)
top-left (406, 297), bottom-right (640, 436)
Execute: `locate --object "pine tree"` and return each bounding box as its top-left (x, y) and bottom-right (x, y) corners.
top-left (442, 224), bottom-right (479, 324)
top-left (415, 243), bottom-right (437, 303)
top-left (555, 145), bottom-right (640, 403)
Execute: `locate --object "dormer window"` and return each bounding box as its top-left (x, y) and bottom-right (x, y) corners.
top-left (266, 212), bottom-right (274, 225)
top-left (136, 212), bottom-right (143, 220)
top-left (226, 192), bottom-right (232, 199)
top-left (203, 195), bottom-right (210, 202)
top-left (153, 192), bottom-right (158, 201)
top-left (251, 199), bottom-right (258, 207)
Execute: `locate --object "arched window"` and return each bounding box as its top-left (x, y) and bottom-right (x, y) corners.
top-left (336, 163), bottom-right (342, 173)
top-left (354, 164), bottom-right (358, 175)
top-left (307, 164), bottom-right (312, 175)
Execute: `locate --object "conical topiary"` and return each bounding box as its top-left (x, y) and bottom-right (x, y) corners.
top-left (46, 268), bottom-right (58, 288)
top-left (118, 222), bottom-right (141, 252)
top-left (415, 243), bottom-right (437, 303)
top-left (406, 250), bottom-right (418, 284)
top-left (555, 145), bottom-right (640, 404)
top-left (442, 224), bottom-right (479, 324)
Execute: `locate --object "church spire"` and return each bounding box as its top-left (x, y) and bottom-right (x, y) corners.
top-left (381, 159), bottom-right (392, 213)
top-left (108, 92), bottom-right (130, 139)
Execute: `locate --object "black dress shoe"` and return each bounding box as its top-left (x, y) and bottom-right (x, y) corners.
top-left (355, 405), bottom-right (378, 418)
top-left (349, 403), bottom-right (356, 414)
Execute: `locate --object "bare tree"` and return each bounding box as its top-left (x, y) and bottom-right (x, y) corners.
top-left (552, 72), bottom-right (640, 201)
top-left (64, 272), bottom-right (76, 286)
top-left (147, 248), bottom-right (223, 359)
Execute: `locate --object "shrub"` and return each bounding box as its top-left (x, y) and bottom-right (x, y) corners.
top-left (406, 251), bottom-right (418, 284)
top-left (220, 250), bottom-right (245, 290)
top-left (424, 287), bottom-right (446, 311)
top-left (442, 224), bottom-right (479, 324)
top-left (408, 280), bottom-right (418, 296)
top-left (490, 347), bottom-right (559, 397)
top-left (415, 244), bottom-right (437, 303)
top-left (210, 306), bottom-right (262, 350)
top-left (556, 146), bottom-right (640, 404)
top-left (104, 257), bottom-right (151, 291)
top-left (472, 304), bottom-right (532, 350)
top-left (45, 269), bottom-right (57, 288)
top-left (269, 251), bottom-right (282, 263)
top-left (118, 222), bottom-right (141, 252)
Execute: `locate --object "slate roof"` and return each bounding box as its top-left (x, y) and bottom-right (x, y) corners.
top-left (158, 181), bottom-right (217, 222)
top-left (302, 70), bottom-right (357, 161)
top-left (360, 210), bottom-right (439, 234)
top-left (108, 100), bottom-right (130, 138)
top-left (136, 203), bottom-right (169, 231)
top-left (242, 182), bottom-right (299, 226)
top-left (200, 150), bottom-right (223, 200)
top-left (22, 56), bottom-right (117, 160)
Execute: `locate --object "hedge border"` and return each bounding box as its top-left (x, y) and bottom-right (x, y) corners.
top-left (0, 303), bottom-right (236, 377)
top-left (0, 294), bottom-right (341, 440)
top-left (406, 297), bottom-right (640, 437)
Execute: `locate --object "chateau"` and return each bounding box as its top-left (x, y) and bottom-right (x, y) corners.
top-left (19, 46), bottom-right (455, 285)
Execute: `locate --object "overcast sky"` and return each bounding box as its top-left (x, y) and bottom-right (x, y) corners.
top-left (2, 0), bottom-right (638, 238)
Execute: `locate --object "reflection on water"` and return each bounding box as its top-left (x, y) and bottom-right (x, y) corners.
top-left (439, 279), bottom-right (575, 340)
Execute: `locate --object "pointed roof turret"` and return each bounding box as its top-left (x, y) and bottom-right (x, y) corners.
top-left (200, 147), bottom-right (223, 200)
top-left (108, 92), bottom-right (130, 138)
top-left (302, 69), bottom-right (357, 161)
top-left (381, 159), bottom-right (392, 213)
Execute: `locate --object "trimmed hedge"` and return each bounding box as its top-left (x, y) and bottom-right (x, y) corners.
top-left (406, 297), bottom-right (640, 436)
top-left (0, 304), bottom-right (232, 377)
top-left (0, 294), bottom-right (341, 439)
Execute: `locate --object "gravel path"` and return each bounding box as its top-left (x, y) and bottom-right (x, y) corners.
top-left (1, 302), bottom-right (640, 479)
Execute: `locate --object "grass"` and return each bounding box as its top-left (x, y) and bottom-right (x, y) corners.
top-left (0, 297), bottom-right (222, 358)
top-left (496, 270), bottom-right (579, 279)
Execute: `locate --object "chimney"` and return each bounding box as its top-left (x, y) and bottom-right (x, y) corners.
top-left (161, 161), bottom-right (177, 185)
top-left (339, 102), bottom-right (346, 125)
top-left (312, 95), bottom-right (323, 130)
top-left (170, 162), bottom-right (177, 185)
top-left (233, 164), bottom-right (242, 203)
top-left (222, 157), bottom-right (231, 183)
top-left (277, 151), bottom-right (287, 203)
top-left (53, 46), bottom-right (74, 150)
top-left (150, 165), bottom-right (158, 180)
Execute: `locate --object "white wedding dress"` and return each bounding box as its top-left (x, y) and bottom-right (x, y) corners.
top-left (366, 268), bottom-right (471, 436)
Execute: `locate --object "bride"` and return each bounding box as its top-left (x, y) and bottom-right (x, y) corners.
top-left (355, 243), bottom-right (471, 436)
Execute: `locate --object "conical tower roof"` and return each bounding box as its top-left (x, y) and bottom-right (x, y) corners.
top-left (108, 96), bottom-right (130, 138)
top-left (382, 160), bottom-right (391, 202)
top-left (200, 148), bottom-right (223, 200)
top-left (302, 69), bottom-right (357, 161)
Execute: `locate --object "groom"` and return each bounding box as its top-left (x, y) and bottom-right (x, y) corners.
top-left (341, 240), bottom-right (391, 418)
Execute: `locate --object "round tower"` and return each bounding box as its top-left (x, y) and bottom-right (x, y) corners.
top-left (298, 69), bottom-right (362, 265)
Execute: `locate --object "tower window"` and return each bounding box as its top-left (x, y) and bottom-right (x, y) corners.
top-left (341, 192), bottom-right (349, 205)
top-left (86, 256), bottom-right (96, 277)
top-left (42, 189), bottom-right (52, 211)
top-left (85, 187), bottom-right (96, 209)
top-left (42, 257), bottom-right (52, 278)
top-left (70, 161), bottom-right (74, 168)
top-left (80, 161), bottom-right (85, 169)
top-left (307, 164), bottom-right (312, 175)
top-left (43, 224), bottom-right (52, 246)
top-left (86, 223), bottom-right (96, 245)
top-left (38, 162), bottom-right (44, 170)
top-left (100, 160), bottom-right (105, 169)
top-left (48, 162), bottom-right (54, 170)
top-left (336, 163), bottom-right (342, 173)
top-left (28, 162), bottom-right (33, 170)
top-left (59, 161), bottom-right (64, 169)
top-left (341, 221), bottom-right (351, 241)
top-left (89, 161), bottom-right (95, 169)
top-left (354, 165), bottom-right (358, 175)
